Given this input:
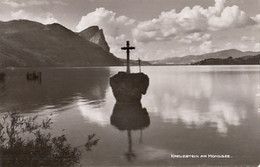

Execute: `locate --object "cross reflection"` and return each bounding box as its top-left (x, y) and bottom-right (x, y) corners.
top-left (0, 72), bottom-right (5, 81)
top-left (110, 102), bottom-right (150, 162)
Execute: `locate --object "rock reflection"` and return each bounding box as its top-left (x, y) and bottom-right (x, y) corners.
top-left (110, 102), bottom-right (150, 161)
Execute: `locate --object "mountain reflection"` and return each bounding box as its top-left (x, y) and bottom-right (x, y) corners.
top-left (0, 73), bottom-right (6, 99)
top-left (0, 72), bottom-right (5, 80)
top-left (0, 68), bottom-right (110, 113)
top-left (143, 67), bottom-right (257, 134)
top-left (110, 102), bottom-right (150, 161)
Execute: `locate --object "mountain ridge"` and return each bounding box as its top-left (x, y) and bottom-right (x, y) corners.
top-left (0, 20), bottom-right (259, 67)
top-left (192, 54), bottom-right (260, 65)
top-left (0, 20), bottom-right (121, 67)
top-left (150, 49), bottom-right (260, 65)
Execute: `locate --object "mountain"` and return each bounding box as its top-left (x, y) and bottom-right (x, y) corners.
top-left (0, 20), bottom-right (121, 67)
top-left (151, 49), bottom-right (260, 65)
top-left (79, 26), bottom-right (110, 52)
top-left (192, 54), bottom-right (260, 65)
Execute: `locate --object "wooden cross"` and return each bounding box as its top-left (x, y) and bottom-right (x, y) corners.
top-left (121, 41), bottom-right (135, 73)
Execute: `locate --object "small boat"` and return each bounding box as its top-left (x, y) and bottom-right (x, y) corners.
top-left (26, 72), bottom-right (42, 82)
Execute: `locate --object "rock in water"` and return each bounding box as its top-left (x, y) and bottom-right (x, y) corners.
top-left (110, 72), bottom-right (149, 103)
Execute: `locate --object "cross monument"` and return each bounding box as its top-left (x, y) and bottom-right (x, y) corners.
top-left (121, 41), bottom-right (135, 73)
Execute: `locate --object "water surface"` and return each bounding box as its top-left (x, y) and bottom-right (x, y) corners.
top-left (1, 66), bottom-right (260, 166)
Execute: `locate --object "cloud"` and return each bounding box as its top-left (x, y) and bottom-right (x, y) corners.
top-left (222, 40), bottom-right (258, 52)
top-left (2, 0), bottom-right (26, 8)
top-left (199, 41), bottom-right (214, 53)
top-left (132, 0), bottom-right (256, 43)
top-left (237, 43), bottom-right (249, 51)
top-left (188, 40), bottom-right (214, 55)
top-left (225, 42), bottom-right (232, 49)
top-left (76, 8), bottom-right (135, 35)
top-left (76, 8), bottom-right (135, 57)
top-left (178, 33), bottom-right (211, 44)
top-left (11, 10), bottom-right (58, 24)
top-left (2, 0), bottom-right (67, 8)
top-left (252, 14), bottom-right (260, 30)
top-left (74, 2), bottom-right (259, 60)
top-left (208, 5), bottom-right (255, 30)
top-left (26, 0), bottom-right (49, 6)
top-left (215, 0), bottom-right (226, 13)
top-left (253, 14), bottom-right (260, 23)
top-left (107, 34), bottom-right (128, 57)
top-left (254, 43), bottom-right (260, 51)
top-left (241, 36), bottom-right (255, 41)
top-left (52, 0), bottom-right (68, 6)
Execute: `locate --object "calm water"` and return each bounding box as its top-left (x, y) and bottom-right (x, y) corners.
top-left (1, 66), bottom-right (260, 166)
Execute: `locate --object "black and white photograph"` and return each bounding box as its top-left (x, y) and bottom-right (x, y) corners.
top-left (0, 0), bottom-right (260, 166)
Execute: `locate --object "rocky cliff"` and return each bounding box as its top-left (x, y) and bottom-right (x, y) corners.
top-left (79, 26), bottom-right (110, 52)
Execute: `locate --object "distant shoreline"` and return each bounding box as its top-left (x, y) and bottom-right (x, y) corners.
top-left (1, 64), bottom-right (260, 70)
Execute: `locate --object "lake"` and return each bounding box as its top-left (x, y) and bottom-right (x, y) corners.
top-left (1, 66), bottom-right (260, 166)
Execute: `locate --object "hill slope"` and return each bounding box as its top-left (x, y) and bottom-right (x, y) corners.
top-left (0, 20), bottom-right (121, 67)
top-left (151, 49), bottom-right (260, 65)
top-left (193, 54), bottom-right (260, 65)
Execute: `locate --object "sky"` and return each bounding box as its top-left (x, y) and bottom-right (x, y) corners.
top-left (0, 0), bottom-right (260, 60)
